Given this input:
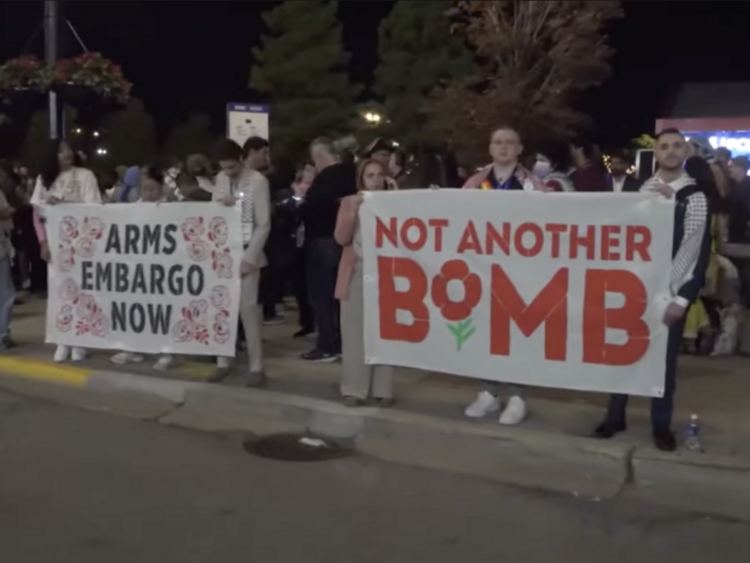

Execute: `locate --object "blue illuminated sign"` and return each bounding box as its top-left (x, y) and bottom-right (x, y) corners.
top-left (686, 131), bottom-right (750, 158)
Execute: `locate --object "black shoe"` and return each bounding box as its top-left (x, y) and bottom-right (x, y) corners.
top-left (293, 328), bottom-right (314, 339)
top-left (653, 429), bottom-right (676, 452)
top-left (300, 349), bottom-right (338, 363)
top-left (593, 421), bottom-right (626, 439)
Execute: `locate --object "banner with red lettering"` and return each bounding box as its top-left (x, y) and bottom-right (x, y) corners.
top-left (360, 190), bottom-right (676, 398)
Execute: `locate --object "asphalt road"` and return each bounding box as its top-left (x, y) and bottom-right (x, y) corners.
top-left (0, 385), bottom-right (748, 563)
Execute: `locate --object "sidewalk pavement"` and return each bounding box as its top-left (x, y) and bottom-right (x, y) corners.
top-left (3, 297), bottom-right (750, 521)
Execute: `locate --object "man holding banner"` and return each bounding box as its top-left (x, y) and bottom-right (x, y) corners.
top-left (358, 128), bottom-right (702, 453)
top-left (462, 125), bottom-right (547, 426)
top-left (211, 139), bottom-right (271, 387)
top-left (594, 129), bottom-right (711, 452)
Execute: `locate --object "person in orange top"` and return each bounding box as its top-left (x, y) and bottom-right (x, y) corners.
top-left (334, 159), bottom-right (394, 407)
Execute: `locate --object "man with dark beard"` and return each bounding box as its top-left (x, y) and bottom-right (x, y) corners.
top-left (594, 129), bottom-right (711, 452)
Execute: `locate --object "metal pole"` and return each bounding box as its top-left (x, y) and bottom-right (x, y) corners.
top-left (44, 1), bottom-right (62, 140)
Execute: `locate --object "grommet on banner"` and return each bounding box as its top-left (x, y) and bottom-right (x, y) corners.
top-left (363, 275), bottom-right (372, 282)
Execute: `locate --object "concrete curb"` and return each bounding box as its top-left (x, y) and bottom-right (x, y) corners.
top-left (162, 383), bottom-right (631, 499)
top-left (632, 447), bottom-right (750, 521)
top-left (1, 355), bottom-right (749, 518)
top-left (86, 371), bottom-right (199, 404)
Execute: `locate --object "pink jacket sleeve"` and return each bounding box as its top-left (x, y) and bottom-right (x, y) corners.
top-left (33, 207), bottom-right (47, 243)
top-left (334, 196), bottom-right (358, 247)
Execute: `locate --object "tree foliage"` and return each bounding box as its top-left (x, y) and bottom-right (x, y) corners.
top-left (428, 1), bottom-right (622, 164)
top-left (166, 112), bottom-right (216, 159)
top-left (630, 133), bottom-right (655, 149)
top-left (250, 1), bottom-right (358, 164)
top-left (101, 98), bottom-right (157, 165)
top-left (20, 106), bottom-right (77, 166)
top-left (374, 1), bottom-right (475, 150)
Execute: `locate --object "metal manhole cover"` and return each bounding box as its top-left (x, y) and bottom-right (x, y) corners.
top-left (243, 433), bottom-right (352, 462)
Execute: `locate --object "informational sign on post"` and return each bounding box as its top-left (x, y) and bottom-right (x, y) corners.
top-left (226, 103), bottom-right (269, 146)
top-left (360, 190), bottom-right (676, 398)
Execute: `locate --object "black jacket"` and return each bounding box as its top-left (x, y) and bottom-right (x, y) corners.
top-left (607, 175), bottom-right (641, 193)
top-left (300, 162), bottom-right (357, 240)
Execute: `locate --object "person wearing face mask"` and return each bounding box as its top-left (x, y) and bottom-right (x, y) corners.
top-left (335, 159), bottom-right (395, 407)
top-left (532, 153), bottom-right (575, 192)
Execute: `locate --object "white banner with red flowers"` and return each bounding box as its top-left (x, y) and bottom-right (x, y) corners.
top-left (45, 203), bottom-right (242, 356)
top-left (360, 190), bottom-right (676, 398)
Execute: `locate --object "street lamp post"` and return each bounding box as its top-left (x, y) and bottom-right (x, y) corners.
top-left (44, 1), bottom-right (62, 140)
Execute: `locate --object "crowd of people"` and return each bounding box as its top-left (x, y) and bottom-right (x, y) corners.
top-left (0, 124), bottom-right (747, 452)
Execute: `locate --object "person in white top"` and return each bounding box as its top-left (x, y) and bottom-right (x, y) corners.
top-left (30, 140), bottom-right (102, 363)
top-left (211, 139), bottom-right (271, 387)
top-left (109, 167), bottom-right (176, 370)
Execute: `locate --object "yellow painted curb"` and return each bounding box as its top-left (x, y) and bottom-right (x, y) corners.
top-left (0, 356), bottom-right (93, 387)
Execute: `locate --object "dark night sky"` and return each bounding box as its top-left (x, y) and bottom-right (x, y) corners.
top-left (2, 1), bottom-right (750, 151)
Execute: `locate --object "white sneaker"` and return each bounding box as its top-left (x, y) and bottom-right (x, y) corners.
top-left (464, 391), bottom-right (501, 418)
top-left (153, 355), bottom-right (174, 371)
top-left (53, 345), bottom-right (70, 363)
top-left (71, 347), bottom-right (88, 362)
top-left (499, 396), bottom-right (527, 426)
top-left (110, 351), bottom-right (144, 365)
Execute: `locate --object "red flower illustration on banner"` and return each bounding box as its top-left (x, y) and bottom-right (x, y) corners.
top-left (75, 319), bottom-right (90, 336)
top-left (431, 260), bottom-right (482, 352)
top-left (431, 260), bottom-right (482, 322)
top-left (56, 305), bottom-right (74, 332)
top-left (57, 240), bottom-right (76, 273)
top-left (213, 310), bottom-right (231, 344)
top-left (75, 238), bottom-right (96, 258)
top-left (171, 301), bottom-right (211, 345)
top-left (186, 300), bottom-right (208, 325)
top-left (180, 217), bottom-right (205, 242)
top-left (207, 216), bottom-right (229, 246)
top-left (82, 217), bottom-right (106, 239)
top-left (212, 248), bottom-right (234, 279)
top-left (90, 312), bottom-right (109, 337)
top-left (188, 240), bottom-right (209, 262)
top-left (75, 292), bottom-right (98, 322)
top-left (193, 324), bottom-right (210, 345)
top-left (210, 285), bottom-right (231, 311)
top-left (59, 216), bottom-right (79, 242)
top-left (58, 278), bottom-right (80, 303)
top-left (171, 319), bottom-right (193, 343)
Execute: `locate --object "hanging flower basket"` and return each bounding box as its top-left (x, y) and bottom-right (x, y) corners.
top-left (0, 55), bottom-right (53, 102)
top-left (53, 53), bottom-right (132, 105)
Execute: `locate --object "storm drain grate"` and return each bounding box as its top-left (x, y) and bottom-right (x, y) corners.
top-left (243, 433), bottom-right (352, 462)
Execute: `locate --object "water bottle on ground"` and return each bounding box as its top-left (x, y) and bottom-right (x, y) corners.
top-left (684, 414), bottom-right (702, 452)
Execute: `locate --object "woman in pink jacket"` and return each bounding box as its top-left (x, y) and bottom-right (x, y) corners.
top-left (334, 159), bottom-right (394, 407)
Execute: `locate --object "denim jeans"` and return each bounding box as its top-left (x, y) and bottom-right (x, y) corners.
top-left (485, 383), bottom-right (525, 398)
top-left (305, 237), bottom-right (341, 355)
top-left (0, 256), bottom-right (15, 339)
top-left (604, 317), bottom-right (686, 433)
